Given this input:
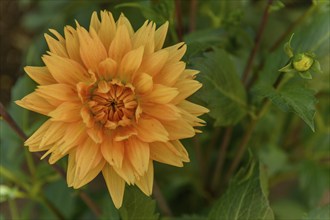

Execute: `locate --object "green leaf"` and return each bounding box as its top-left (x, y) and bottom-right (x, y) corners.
top-left (163, 215), bottom-right (207, 220)
top-left (115, 1), bottom-right (174, 25)
top-left (299, 71), bottom-right (313, 79)
top-left (269, 0), bottom-right (285, 13)
top-left (279, 61), bottom-right (295, 73)
top-left (303, 204), bottom-right (330, 220)
top-left (119, 186), bottom-right (159, 220)
top-left (208, 161), bottom-right (274, 220)
top-left (43, 179), bottom-right (77, 219)
top-left (193, 49), bottom-right (247, 126)
top-left (271, 199), bottom-right (307, 220)
top-left (258, 144), bottom-right (289, 176)
top-left (100, 196), bottom-right (120, 220)
top-left (254, 79), bottom-right (316, 131)
top-left (284, 33), bottom-right (294, 58)
top-left (298, 160), bottom-right (330, 208)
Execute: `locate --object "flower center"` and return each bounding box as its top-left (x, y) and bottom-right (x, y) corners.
top-left (88, 80), bottom-right (137, 129)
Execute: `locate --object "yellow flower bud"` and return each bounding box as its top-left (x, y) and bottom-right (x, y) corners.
top-left (293, 53), bottom-right (314, 72)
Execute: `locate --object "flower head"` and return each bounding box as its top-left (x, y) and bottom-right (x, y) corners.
top-left (16, 10), bottom-right (208, 208)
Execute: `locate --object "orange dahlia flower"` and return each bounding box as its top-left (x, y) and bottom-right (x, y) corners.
top-left (16, 11), bottom-right (208, 208)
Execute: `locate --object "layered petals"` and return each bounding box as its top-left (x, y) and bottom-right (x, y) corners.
top-left (17, 10), bottom-right (208, 210)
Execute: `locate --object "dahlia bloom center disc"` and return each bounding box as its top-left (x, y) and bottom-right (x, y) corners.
top-left (81, 79), bottom-right (138, 129)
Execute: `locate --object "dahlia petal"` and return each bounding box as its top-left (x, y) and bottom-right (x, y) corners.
top-left (180, 69), bottom-right (200, 79)
top-left (74, 159), bottom-right (105, 189)
top-left (171, 140), bottom-right (190, 162)
top-left (135, 161), bottom-right (154, 196)
top-left (59, 122), bottom-right (86, 154)
top-left (150, 142), bottom-right (183, 167)
top-left (162, 118), bottom-right (195, 140)
top-left (97, 80), bottom-right (110, 93)
top-left (133, 72), bottom-right (153, 94)
top-left (64, 26), bottom-right (83, 64)
top-left (48, 102), bottom-right (81, 122)
top-left (98, 58), bottom-right (117, 80)
top-left (98, 10), bottom-right (116, 50)
top-left (77, 27), bottom-right (107, 72)
top-left (142, 103), bottom-right (180, 121)
top-left (67, 151), bottom-right (76, 187)
top-left (126, 136), bottom-right (150, 176)
top-left (49, 29), bottom-right (65, 43)
top-left (154, 21), bottom-right (169, 51)
top-left (44, 33), bottom-right (68, 58)
top-left (135, 117), bottom-right (169, 142)
top-left (86, 126), bottom-right (103, 143)
top-left (171, 79), bottom-right (202, 104)
top-left (48, 144), bottom-right (67, 164)
top-left (181, 109), bottom-right (206, 127)
top-left (109, 25), bottom-right (132, 62)
top-left (114, 125), bottom-right (137, 141)
top-left (24, 66), bottom-right (56, 85)
top-left (178, 100), bottom-right (209, 116)
top-left (116, 13), bottom-right (134, 37)
top-left (75, 138), bottom-right (101, 180)
top-left (101, 135), bottom-right (124, 168)
top-left (28, 143), bottom-right (51, 152)
top-left (42, 53), bottom-right (91, 85)
top-left (154, 61), bottom-right (185, 86)
top-left (165, 42), bottom-right (187, 63)
top-left (139, 49), bottom-right (169, 76)
top-left (89, 11), bottom-right (101, 32)
top-left (36, 84), bottom-right (78, 102)
top-left (16, 92), bottom-right (55, 115)
top-left (40, 121), bottom-right (66, 146)
top-left (80, 106), bottom-right (94, 128)
top-left (143, 84), bottom-right (179, 104)
top-left (113, 157), bottom-right (137, 185)
top-left (25, 120), bottom-right (52, 147)
top-left (102, 164), bottom-right (125, 209)
top-left (118, 46), bottom-right (144, 81)
top-left (132, 21), bottom-right (155, 55)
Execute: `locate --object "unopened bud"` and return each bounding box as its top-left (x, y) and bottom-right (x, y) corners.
top-left (293, 53), bottom-right (314, 72)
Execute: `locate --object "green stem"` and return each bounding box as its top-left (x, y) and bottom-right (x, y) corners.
top-left (8, 199), bottom-right (19, 220)
top-left (39, 194), bottom-right (66, 220)
top-left (224, 120), bottom-right (258, 184)
top-left (174, 0), bottom-right (183, 41)
top-left (211, 127), bottom-right (233, 192)
top-left (153, 180), bottom-right (173, 217)
top-left (242, 0), bottom-right (274, 86)
top-left (0, 166), bottom-right (29, 191)
top-left (224, 72), bottom-right (290, 183)
top-left (24, 147), bottom-right (37, 177)
top-left (193, 136), bottom-right (206, 181)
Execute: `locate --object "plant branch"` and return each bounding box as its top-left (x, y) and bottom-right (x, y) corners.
top-left (224, 120), bottom-right (257, 183)
top-left (0, 102), bottom-right (27, 140)
top-left (193, 136), bottom-right (206, 181)
top-left (211, 127), bottom-right (233, 192)
top-left (39, 194), bottom-right (66, 220)
top-left (189, 0), bottom-right (197, 32)
top-left (153, 180), bottom-right (173, 217)
top-left (78, 191), bottom-right (102, 218)
top-left (242, 0), bottom-right (274, 85)
top-left (0, 102), bottom-right (101, 218)
top-left (224, 72), bottom-right (287, 183)
top-left (175, 0), bottom-right (183, 41)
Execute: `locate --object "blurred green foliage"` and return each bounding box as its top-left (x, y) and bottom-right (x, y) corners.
top-left (0, 0), bottom-right (329, 219)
